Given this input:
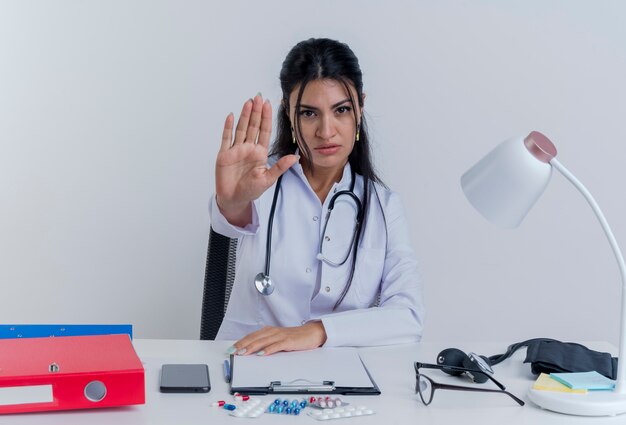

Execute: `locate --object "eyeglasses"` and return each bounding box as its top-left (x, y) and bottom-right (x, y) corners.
top-left (414, 362), bottom-right (525, 406)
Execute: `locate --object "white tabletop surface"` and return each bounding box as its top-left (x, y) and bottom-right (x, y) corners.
top-left (0, 339), bottom-right (621, 424)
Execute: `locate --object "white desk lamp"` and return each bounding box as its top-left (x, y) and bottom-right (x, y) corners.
top-left (461, 131), bottom-right (626, 416)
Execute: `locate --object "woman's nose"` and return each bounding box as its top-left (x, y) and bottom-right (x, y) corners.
top-left (316, 115), bottom-right (336, 140)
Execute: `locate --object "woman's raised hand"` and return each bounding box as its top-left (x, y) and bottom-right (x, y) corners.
top-left (216, 95), bottom-right (298, 226)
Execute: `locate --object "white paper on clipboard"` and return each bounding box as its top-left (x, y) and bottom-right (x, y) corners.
top-left (231, 347), bottom-right (375, 389)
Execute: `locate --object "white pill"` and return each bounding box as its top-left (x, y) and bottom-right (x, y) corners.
top-left (331, 413), bottom-right (341, 419)
top-left (364, 409), bottom-right (374, 415)
top-left (323, 409), bottom-right (333, 414)
top-left (354, 410), bottom-right (363, 416)
top-left (320, 414), bottom-right (330, 420)
top-left (342, 412), bottom-right (352, 417)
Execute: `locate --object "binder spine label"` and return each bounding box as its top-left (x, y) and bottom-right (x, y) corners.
top-left (0, 385), bottom-right (53, 406)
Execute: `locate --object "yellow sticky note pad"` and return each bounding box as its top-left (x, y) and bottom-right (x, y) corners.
top-left (532, 373), bottom-right (587, 394)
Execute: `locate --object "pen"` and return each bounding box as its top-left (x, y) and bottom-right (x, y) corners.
top-left (223, 359), bottom-right (231, 383)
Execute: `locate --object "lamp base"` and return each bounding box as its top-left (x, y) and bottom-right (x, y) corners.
top-left (528, 388), bottom-right (626, 416)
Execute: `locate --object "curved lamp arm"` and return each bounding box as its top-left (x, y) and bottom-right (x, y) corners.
top-left (551, 158), bottom-right (626, 393)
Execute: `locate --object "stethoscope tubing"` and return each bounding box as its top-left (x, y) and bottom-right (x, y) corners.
top-left (257, 169), bottom-right (361, 295)
top-left (264, 174), bottom-right (283, 276)
top-left (317, 189), bottom-right (362, 267)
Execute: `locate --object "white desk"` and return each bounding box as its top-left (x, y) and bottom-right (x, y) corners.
top-left (1, 340), bottom-right (619, 424)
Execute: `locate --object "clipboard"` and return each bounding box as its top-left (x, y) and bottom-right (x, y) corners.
top-left (229, 348), bottom-right (380, 395)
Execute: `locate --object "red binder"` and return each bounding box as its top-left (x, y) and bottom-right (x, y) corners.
top-left (0, 334), bottom-right (145, 414)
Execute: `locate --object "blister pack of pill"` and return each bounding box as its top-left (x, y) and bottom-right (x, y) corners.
top-left (307, 405), bottom-right (375, 421)
top-left (308, 396), bottom-right (348, 409)
top-left (266, 398), bottom-right (308, 415)
top-left (229, 398), bottom-right (266, 418)
top-left (211, 395), bottom-right (267, 418)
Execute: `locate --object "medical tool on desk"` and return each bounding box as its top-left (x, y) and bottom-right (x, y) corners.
top-left (254, 170), bottom-right (363, 296)
top-left (436, 348), bottom-right (494, 383)
top-left (437, 340), bottom-right (618, 385)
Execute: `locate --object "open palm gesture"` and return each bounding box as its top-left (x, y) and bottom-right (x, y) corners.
top-left (216, 95), bottom-right (298, 226)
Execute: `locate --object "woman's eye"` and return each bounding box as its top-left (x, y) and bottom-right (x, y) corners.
top-left (299, 110), bottom-right (315, 118)
top-left (336, 106), bottom-right (352, 114)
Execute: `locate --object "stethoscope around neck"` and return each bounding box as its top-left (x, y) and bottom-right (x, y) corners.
top-left (254, 169), bottom-right (363, 296)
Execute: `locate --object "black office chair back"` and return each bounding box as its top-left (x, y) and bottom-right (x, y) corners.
top-left (200, 228), bottom-right (237, 340)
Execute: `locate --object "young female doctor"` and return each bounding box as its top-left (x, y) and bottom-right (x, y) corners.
top-left (210, 38), bottom-right (424, 356)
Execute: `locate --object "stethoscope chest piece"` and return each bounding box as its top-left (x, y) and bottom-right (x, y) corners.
top-left (254, 272), bottom-right (274, 296)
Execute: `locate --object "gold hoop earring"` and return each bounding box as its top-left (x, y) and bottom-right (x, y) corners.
top-left (356, 131), bottom-right (360, 142)
top-left (291, 127), bottom-right (297, 144)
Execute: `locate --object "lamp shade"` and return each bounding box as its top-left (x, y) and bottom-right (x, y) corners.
top-left (461, 132), bottom-right (558, 228)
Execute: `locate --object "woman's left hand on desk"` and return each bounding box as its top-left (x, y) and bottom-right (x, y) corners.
top-left (231, 322), bottom-right (327, 356)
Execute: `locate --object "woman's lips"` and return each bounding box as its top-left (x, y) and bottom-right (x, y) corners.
top-left (315, 145), bottom-right (341, 155)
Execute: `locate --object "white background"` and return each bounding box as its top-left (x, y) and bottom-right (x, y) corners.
top-left (1, 1), bottom-right (625, 349)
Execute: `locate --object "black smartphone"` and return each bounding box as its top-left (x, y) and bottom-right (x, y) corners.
top-left (159, 364), bottom-right (211, 393)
